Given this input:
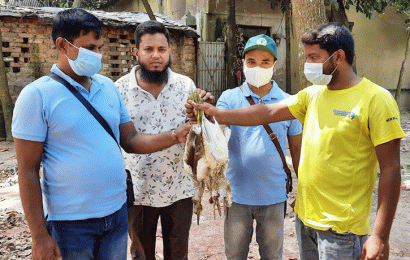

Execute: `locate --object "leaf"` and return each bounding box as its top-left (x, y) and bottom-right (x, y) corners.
top-left (189, 92), bottom-right (204, 124)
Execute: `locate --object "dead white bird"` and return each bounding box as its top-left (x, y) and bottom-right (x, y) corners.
top-left (184, 111), bottom-right (232, 224)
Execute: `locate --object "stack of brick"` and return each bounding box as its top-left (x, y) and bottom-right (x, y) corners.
top-left (1, 15), bottom-right (197, 101)
top-left (1, 17), bottom-right (55, 101)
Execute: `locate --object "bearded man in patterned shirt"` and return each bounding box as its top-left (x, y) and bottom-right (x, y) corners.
top-left (115, 20), bottom-right (212, 260)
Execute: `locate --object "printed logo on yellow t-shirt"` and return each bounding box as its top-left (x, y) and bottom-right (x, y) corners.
top-left (333, 109), bottom-right (356, 120)
top-left (386, 116), bottom-right (398, 122)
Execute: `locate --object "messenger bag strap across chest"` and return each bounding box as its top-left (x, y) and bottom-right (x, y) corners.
top-left (239, 85), bottom-right (293, 194)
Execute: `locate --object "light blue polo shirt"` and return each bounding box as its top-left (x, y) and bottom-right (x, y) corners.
top-left (217, 81), bottom-right (302, 206)
top-left (12, 65), bottom-right (131, 221)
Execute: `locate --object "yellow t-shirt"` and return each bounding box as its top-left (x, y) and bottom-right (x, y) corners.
top-left (287, 78), bottom-right (405, 235)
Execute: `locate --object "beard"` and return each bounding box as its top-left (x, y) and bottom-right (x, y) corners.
top-left (138, 59), bottom-right (171, 84)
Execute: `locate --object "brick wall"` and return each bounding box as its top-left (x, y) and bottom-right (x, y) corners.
top-left (0, 16), bottom-right (197, 101)
top-left (0, 17), bottom-right (54, 100)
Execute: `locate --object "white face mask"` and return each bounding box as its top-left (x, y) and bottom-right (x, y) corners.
top-left (243, 62), bottom-right (275, 88)
top-left (64, 39), bottom-right (102, 77)
top-left (304, 52), bottom-right (338, 86)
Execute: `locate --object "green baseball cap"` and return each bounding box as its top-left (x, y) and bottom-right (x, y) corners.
top-left (243, 34), bottom-right (277, 58)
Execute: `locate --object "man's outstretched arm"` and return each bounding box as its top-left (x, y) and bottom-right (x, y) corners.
top-left (119, 121), bottom-right (192, 154)
top-left (186, 98), bottom-right (295, 126)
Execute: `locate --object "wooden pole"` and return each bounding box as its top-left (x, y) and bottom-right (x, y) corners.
top-left (395, 31), bottom-right (410, 105)
top-left (285, 0), bottom-right (292, 94)
top-left (0, 31), bottom-right (14, 141)
top-left (225, 0), bottom-right (237, 88)
top-left (141, 0), bottom-right (156, 20)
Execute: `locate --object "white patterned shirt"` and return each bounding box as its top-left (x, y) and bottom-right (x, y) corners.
top-left (115, 66), bottom-right (196, 207)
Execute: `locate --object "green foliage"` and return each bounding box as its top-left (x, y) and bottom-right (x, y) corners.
top-left (32, 0), bottom-right (73, 7)
top-left (324, 0), bottom-right (410, 23)
top-left (189, 92), bottom-right (204, 124)
top-left (29, 43), bottom-right (44, 80)
top-left (59, 1), bottom-right (72, 8)
top-left (391, 0), bottom-right (410, 23)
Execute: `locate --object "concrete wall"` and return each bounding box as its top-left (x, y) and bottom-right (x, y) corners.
top-left (288, 7), bottom-right (410, 110)
top-left (124, 1), bottom-right (410, 111)
top-left (119, 0), bottom-right (288, 91)
top-left (190, 0), bottom-right (286, 89)
top-left (347, 7), bottom-right (410, 110)
top-left (0, 16), bottom-right (196, 101)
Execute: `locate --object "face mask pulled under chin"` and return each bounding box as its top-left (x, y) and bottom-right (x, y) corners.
top-left (243, 63), bottom-right (274, 88)
top-left (64, 39), bottom-right (102, 77)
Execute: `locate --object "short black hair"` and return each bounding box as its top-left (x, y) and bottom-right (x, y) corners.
top-left (134, 20), bottom-right (170, 48)
top-left (301, 22), bottom-right (355, 65)
top-left (52, 8), bottom-right (103, 44)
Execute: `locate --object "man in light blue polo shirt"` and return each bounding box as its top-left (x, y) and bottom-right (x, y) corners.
top-left (12, 8), bottom-right (192, 260)
top-left (217, 35), bottom-right (302, 260)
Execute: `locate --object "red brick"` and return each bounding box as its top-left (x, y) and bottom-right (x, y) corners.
top-left (117, 47), bottom-right (131, 52)
top-left (10, 63), bottom-right (23, 67)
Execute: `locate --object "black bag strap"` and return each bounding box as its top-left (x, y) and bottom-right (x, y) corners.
top-left (239, 85), bottom-right (292, 193)
top-left (49, 73), bottom-right (119, 145)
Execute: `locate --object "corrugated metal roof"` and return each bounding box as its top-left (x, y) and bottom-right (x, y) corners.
top-left (6, 0), bottom-right (43, 7)
top-left (0, 5), bottom-right (199, 38)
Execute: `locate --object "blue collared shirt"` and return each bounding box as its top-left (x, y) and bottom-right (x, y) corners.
top-left (12, 65), bottom-right (131, 220)
top-left (217, 81), bottom-right (302, 205)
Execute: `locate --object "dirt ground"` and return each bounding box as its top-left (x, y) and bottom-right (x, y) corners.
top-left (1, 112), bottom-right (410, 259)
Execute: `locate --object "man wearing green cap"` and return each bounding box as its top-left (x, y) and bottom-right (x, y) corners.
top-left (187, 23), bottom-right (405, 260)
top-left (217, 34), bottom-right (302, 259)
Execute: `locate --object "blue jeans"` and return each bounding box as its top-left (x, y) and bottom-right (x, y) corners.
top-left (224, 202), bottom-right (285, 260)
top-left (46, 202), bottom-right (128, 260)
top-left (295, 215), bottom-right (368, 260)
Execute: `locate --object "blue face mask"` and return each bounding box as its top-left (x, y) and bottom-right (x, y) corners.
top-left (64, 39), bottom-right (102, 77)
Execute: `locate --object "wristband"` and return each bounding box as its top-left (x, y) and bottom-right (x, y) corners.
top-left (171, 130), bottom-right (178, 142)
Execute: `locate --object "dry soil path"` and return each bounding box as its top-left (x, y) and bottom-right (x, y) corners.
top-left (1, 113), bottom-right (410, 259)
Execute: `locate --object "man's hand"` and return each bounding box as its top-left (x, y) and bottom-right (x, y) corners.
top-left (195, 88), bottom-right (214, 103)
top-left (174, 122), bottom-right (193, 143)
top-left (32, 234), bottom-right (62, 260)
top-left (360, 234), bottom-right (389, 260)
top-left (185, 89), bottom-right (215, 122)
top-left (185, 100), bottom-right (219, 122)
top-left (359, 138), bottom-right (401, 260)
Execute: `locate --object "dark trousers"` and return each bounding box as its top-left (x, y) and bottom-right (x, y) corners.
top-left (128, 197), bottom-right (193, 260)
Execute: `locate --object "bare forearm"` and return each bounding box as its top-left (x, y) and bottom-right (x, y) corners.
top-left (120, 121), bottom-right (191, 154)
top-left (214, 104), bottom-right (272, 126)
top-left (214, 101), bottom-right (295, 126)
top-left (123, 131), bottom-right (179, 154)
top-left (288, 134), bottom-right (302, 177)
top-left (373, 165), bottom-right (401, 240)
top-left (290, 151), bottom-right (300, 177)
top-left (18, 172), bottom-right (48, 240)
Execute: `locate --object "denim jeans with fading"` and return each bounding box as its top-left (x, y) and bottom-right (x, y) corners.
top-left (46, 202), bottom-right (128, 260)
top-left (296, 215), bottom-right (368, 260)
top-left (224, 201), bottom-right (285, 260)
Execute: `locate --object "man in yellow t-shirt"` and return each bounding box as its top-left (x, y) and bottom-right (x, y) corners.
top-left (187, 23), bottom-right (405, 260)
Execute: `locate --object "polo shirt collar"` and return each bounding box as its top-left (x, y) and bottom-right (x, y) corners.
top-left (242, 80), bottom-right (281, 102)
top-left (50, 64), bottom-right (102, 95)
